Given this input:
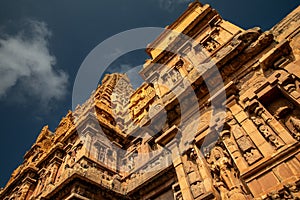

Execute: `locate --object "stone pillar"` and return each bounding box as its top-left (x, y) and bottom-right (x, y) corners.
top-left (227, 100), bottom-right (262, 169)
top-left (167, 139), bottom-right (194, 200)
top-left (19, 182), bottom-right (31, 200)
top-left (19, 174), bottom-right (36, 200)
top-left (50, 161), bottom-right (60, 184)
top-left (253, 102), bottom-right (294, 144)
top-left (229, 100), bottom-right (274, 157)
top-left (193, 145), bottom-right (215, 195)
top-left (84, 132), bottom-right (94, 157)
top-left (220, 129), bottom-right (249, 172)
top-left (205, 145), bottom-right (248, 200)
top-left (181, 150), bottom-right (206, 199)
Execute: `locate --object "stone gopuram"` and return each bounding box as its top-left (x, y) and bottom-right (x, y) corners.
top-left (1, 1), bottom-right (300, 200)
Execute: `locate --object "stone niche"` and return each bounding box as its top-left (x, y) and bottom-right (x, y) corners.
top-left (260, 86), bottom-right (300, 142)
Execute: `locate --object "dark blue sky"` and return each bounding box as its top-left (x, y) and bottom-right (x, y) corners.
top-left (0, 0), bottom-right (299, 187)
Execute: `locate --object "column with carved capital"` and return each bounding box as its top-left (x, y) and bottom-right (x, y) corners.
top-left (252, 101), bottom-right (294, 144)
top-left (155, 125), bottom-right (194, 200)
top-left (193, 145), bottom-right (220, 199)
top-left (168, 140), bottom-right (194, 200)
top-left (19, 174), bottom-right (36, 200)
top-left (220, 127), bottom-right (249, 172)
top-left (205, 144), bottom-right (248, 200)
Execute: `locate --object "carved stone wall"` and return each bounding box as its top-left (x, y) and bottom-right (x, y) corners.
top-left (1, 2), bottom-right (300, 200)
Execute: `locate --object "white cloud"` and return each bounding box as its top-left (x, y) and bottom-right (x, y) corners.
top-left (0, 20), bottom-right (68, 105)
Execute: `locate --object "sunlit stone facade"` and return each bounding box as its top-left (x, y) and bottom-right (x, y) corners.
top-left (1, 1), bottom-right (300, 200)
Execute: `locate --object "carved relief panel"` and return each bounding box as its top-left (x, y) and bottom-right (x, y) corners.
top-left (197, 23), bottom-right (234, 55)
top-left (203, 36), bottom-right (220, 53)
top-left (204, 144), bottom-right (249, 200)
top-left (182, 149), bottom-right (205, 199)
top-left (129, 83), bottom-right (156, 124)
top-left (259, 87), bottom-right (300, 142)
top-left (224, 113), bottom-right (263, 167)
top-left (91, 141), bottom-right (117, 171)
top-left (160, 67), bottom-right (183, 91)
top-left (247, 100), bottom-right (287, 150)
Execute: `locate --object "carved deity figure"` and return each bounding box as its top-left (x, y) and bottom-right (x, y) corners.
top-left (204, 37), bottom-right (220, 52)
top-left (206, 146), bottom-right (247, 200)
top-left (184, 148), bottom-right (204, 198)
top-left (258, 125), bottom-right (284, 149)
top-left (170, 69), bottom-right (182, 84)
top-left (251, 116), bottom-right (284, 149)
top-left (206, 146), bottom-right (237, 190)
top-left (191, 181), bottom-right (204, 198)
top-left (267, 96), bottom-right (300, 141)
top-left (288, 116), bottom-right (300, 141)
top-left (38, 170), bottom-right (48, 193)
top-left (243, 149), bottom-right (262, 165)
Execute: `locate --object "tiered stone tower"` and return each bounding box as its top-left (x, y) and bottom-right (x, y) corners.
top-left (1, 1), bottom-right (300, 200)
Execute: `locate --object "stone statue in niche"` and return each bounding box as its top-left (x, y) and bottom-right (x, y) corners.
top-left (258, 125), bottom-right (284, 149)
top-left (203, 37), bottom-right (220, 52)
top-left (191, 181), bottom-right (204, 198)
top-left (184, 148), bottom-right (204, 198)
top-left (206, 145), bottom-right (247, 200)
top-left (251, 116), bottom-right (284, 149)
top-left (266, 96), bottom-right (300, 141)
top-left (68, 143), bottom-right (82, 166)
top-left (39, 170), bottom-right (47, 192)
top-left (98, 146), bottom-right (106, 163)
top-left (226, 112), bottom-right (263, 165)
top-left (289, 116), bottom-right (300, 140)
top-left (161, 68), bottom-right (182, 89)
top-left (161, 73), bottom-right (171, 87)
top-left (224, 115), bottom-right (263, 165)
top-left (170, 68), bottom-right (182, 85)
top-left (206, 146), bottom-right (237, 190)
top-left (243, 149), bottom-right (262, 165)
